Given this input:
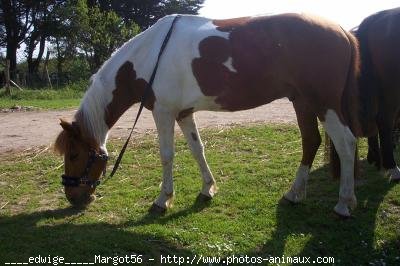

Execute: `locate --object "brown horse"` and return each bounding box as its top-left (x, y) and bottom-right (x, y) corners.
top-left (355, 7), bottom-right (400, 181)
top-left (55, 13), bottom-right (365, 217)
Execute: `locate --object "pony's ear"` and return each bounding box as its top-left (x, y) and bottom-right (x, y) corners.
top-left (59, 119), bottom-right (80, 137)
top-left (60, 118), bottom-right (73, 131)
top-left (54, 130), bottom-right (68, 155)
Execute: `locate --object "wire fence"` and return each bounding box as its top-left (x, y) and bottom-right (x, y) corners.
top-left (0, 69), bottom-right (73, 89)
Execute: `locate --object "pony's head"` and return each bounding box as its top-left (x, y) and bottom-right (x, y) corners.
top-left (54, 119), bottom-right (108, 208)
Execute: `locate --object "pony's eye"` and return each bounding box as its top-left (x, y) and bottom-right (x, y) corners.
top-left (69, 153), bottom-right (79, 161)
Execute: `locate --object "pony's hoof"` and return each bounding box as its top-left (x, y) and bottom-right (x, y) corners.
top-left (333, 203), bottom-right (351, 218)
top-left (201, 183), bottom-right (218, 198)
top-left (196, 193), bottom-right (213, 202)
top-left (283, 189), bottom-right (303, 204)
top-left (148, 203), bottom-right (167, 215)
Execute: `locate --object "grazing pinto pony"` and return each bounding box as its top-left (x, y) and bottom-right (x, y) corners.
top-left (355, 7), bottom-right (400, 181)
top-left (55, 13), bottom-right (363, 217)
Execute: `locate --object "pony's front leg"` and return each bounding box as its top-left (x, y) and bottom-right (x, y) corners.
top-left (177, 113), bottom-right (217, 200)
top-left (150, 107), bottom-right (176, 213)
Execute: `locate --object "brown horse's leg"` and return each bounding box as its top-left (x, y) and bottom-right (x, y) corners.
top-left (367, 134), bottom-right (381, 169)
top-left (377, 104), bottom-right (400, 181)
top-left (284, 100), bottom-right (321, 203)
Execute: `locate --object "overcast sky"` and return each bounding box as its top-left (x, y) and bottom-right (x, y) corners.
top-left (200, 0), bottom-right (399, 30)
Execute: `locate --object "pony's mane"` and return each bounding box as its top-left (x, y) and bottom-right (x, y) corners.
top-left (74, 74), bottom-right (110, 148)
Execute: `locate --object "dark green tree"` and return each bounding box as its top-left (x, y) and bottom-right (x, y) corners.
top-left (85, 0), bottom-right (205, 30)
top-left (0, 0), bottom-right (33, 79)
top-left (1, 0), bottom-right (205, 83)
top-left (72, 0), bottom-right (140, 71)
top-left (25, 0), bottom-right (66, 81)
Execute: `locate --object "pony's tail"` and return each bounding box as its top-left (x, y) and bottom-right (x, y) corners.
top-left (327, 30), bottom-right (361, 179)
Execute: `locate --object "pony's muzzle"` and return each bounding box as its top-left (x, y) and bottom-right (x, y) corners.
top-left (66, 189), bottom-right (96, 208)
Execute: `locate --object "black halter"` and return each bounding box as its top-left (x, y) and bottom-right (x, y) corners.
top-left (61, 150), bottom-right (108, 188)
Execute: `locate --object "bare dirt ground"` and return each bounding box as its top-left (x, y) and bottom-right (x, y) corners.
top-left (0, 98), bottom-right (296, 155)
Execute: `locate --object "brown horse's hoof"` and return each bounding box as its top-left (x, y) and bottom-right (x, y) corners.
top-left (196, 193), bottom-right (213, 202)
top-left (148, 203), bottom-right (167, 215)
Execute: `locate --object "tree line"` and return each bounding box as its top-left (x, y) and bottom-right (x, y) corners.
top-left (0, 0), bottom-right (204, 86)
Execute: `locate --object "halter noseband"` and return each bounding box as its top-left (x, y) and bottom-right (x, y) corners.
top-left (61, 150), bottom-right (108, 188)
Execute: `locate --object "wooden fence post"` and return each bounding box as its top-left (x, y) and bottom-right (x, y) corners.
top-left (5, 60), bottom-right (11, 95)
top-left (43, 50), bottom-right (52, 89)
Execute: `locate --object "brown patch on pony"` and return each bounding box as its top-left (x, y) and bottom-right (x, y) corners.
top-left (176, 107), bottom-right (194, 121)
top-left (105, 61), bottom-right (155, 128)
top-left (213, 17), bottom-right (251, 32)
top-left (195, 14), bottom-right (361, 121)
top-left (193, 14), bottom-right (316, 111)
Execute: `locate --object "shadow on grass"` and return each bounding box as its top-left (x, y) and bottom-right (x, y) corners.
top-left (124, 194), bottom-right (212, 228)
top-left (250, 160), bottom-right (399, 265)
top-left (0, 207), bottom-right (194, 264)
top-left (1, 161), bottom-right (398, 265)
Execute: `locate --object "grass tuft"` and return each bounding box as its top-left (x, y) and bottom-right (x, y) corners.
top-left (0, 82), bottom-right (87, 110)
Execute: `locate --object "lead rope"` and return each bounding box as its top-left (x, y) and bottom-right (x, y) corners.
top-left (103, 15), bottom-right (181, 184)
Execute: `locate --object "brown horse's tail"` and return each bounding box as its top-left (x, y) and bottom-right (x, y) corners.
top-left (327, 30), bottom-right (361, 179)
top-left (356, 11), bottom-right (384, 136)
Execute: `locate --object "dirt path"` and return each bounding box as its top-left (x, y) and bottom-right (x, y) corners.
top-left (0, 99), bottom-right (296, 155)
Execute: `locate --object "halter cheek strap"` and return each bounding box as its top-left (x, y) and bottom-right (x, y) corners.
top-left (61, 150), bottom-right (108, 188)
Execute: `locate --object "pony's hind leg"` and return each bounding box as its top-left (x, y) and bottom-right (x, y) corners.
top-left (321, 109), bottom-right (357, 217)
top-left (177, 113), bottom-right (217, 200)
top-left (284, 100), bottom-right (321, 203)
top-left (151, 107), bottom-right (176, 213)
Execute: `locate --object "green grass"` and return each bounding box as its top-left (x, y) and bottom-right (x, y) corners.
top-left (0, 124), bottom-right (399, 265)
top-left (0, 82), bottom-right (86, 110)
